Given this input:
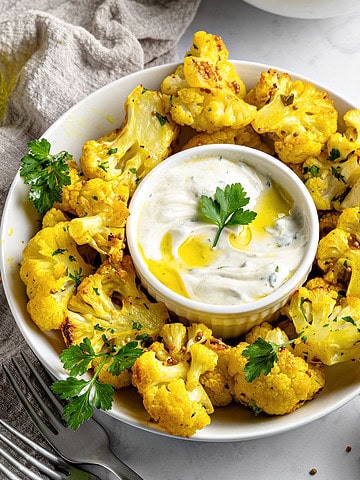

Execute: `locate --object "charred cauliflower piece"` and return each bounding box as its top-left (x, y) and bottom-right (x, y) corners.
top-left (20, 221), bottom-right (95, 331)
top-left (285, 283), bottom-right (360, 365)
top-left (161, 31), bottom-right (257, 133)
top-left (228, 341), bottom-right (325, 416)
top-left (132, 323), bottom-right (220, 437)
top-left (80, 85), bottom-right (178, 193)
top-left (67, 179), bottom-right (129, 265)
top-left (316, 207), bottom-right (360, 296)
top-left (62, 256), bottom-right (169, 353)
top-left (248, 69), bottom-right (337, 164)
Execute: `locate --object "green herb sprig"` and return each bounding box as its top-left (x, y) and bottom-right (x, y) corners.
top-left (51, 337), bottom-right (143, 430)
top-left (20, 139), bottom-right (72, 215)
top-left (242, 337), bottom-right (296, 382)
top-left (198, 183), bottom-right (257, 247)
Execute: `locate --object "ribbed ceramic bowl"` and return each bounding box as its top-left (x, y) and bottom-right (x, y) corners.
top-left (127, 144), bottom-right (319, 338)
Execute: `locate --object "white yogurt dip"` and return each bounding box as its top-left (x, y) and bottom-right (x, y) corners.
top-left (136, 155), bottom-right (308, 306)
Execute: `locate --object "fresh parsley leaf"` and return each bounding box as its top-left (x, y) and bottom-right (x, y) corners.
top-left (242, 338), bottom-right (280, 382)
top-left (155, 112), bottom-right (168, 126)
top-left (59, 337), bottom-right (96, 376)
top-left (98, 160), bottom-right (109, 172)
top-left (92, 381), bottom-right (115, 411)
top-left (107, 342), bottom-right (143, 376)
top-left (132, 320), bottom-right (143, 331)
top-left (51, 376), bottom-right (88, 399)
top-left (242, 337), bottom-right (297, 382)
top-left (67, 268), bottom-right (84, 287)
top-left (52, 248), bottom-right (66, 256)
top-left (107, 148), bottom-right (118, 155)
top-left (328, 148), bottom-right (341, 161)
top-left (198, 183), bottom-right (257, 247)
top-left (51, 337), bottom-right (144, 430)
top-left (20, 138), bottom-right (72, 215)
top-left (331, 166), bottom-right (346, 183)
top-left (62, 393), bottom-right (95, 430)
top-left (303, 165), bottom-right (319, 177)
top-left (342, 316), bottom-right (356, 326)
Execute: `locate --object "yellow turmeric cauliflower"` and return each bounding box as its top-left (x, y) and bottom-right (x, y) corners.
top-left (132, 323), bottom-right (219, 437)
top-left (20, 221), bottom-right (95, 331)
top-left (62, 256), bottom-right (169, 354)
top-left (303, 140), bottom-right (360, 211)
top-left (181, 124), bottom-right (273, 155)
top-left (248, 69), bottom-right (337, 164)
top-left (199, 345), bottom-right (234, 407)
top-left (316, 207), bottom-right (360, 296)
top-left (327, 109), bottom-right (360, 158)
top-left (42, 207), bottom-right (69, 228)
top-left (53, 160), bottom-right (85, 215)
top-left (79, 85), bottom-right (178, 194)
top-left (285, 284), bottom-right (360, 365)
top-left (228, 341), bottom-right (325, 416)
top-left (161, 31), bottom-right (257, 133)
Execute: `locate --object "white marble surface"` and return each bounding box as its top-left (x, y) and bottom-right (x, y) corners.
top-left (94, 2), bottom-right (360, 479)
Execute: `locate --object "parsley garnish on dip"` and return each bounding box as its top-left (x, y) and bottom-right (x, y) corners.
top-left (136, 155), bottom-right (308, 306)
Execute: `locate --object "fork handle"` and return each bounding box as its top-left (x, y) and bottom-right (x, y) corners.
top-left (80, 452), bottom-right (143, 480)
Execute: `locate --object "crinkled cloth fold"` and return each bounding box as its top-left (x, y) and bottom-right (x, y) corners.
top-left (0, 0), bottom-right (199, 448)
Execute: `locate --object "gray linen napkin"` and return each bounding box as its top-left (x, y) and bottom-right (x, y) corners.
top-left (0, 0), bottom-right (200, 459)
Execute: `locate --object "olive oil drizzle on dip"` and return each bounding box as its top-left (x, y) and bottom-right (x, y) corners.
top-left (137, 156), bottom-right (308, 306)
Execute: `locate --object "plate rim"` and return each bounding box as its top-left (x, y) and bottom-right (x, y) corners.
top-left (1, 59), bottom-right (359, 442)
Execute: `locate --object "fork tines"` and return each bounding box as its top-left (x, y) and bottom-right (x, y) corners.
top-left (0, 418), bottom-right (69, 480)
top-left (3, 353), bottom-right (65, 439)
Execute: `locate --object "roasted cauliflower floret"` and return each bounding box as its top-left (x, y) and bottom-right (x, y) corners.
top-left (68, 214), bottom-right (126, 266)
top-left (245, 321), bottom-right (289, 346)
top-left (132, 323), bottom-right (219, 437)
top-left (319, 211), bottom-right (341, 238)
top-left (61, 177), bottom-right (129, 220)
top-left (316, 207), bottom-right (360, 296)
top-left (20, 221), bottom-right (94, 331)
top-left (80, 85), bottom-right (178, 193)
top-left (303, 143), bottom-right (360, 211)
top-left (161, 31), bottom-right (257, 133)
top-left (248, 69), bottom-right (337, 164)
top-left (228, 340), bottom-right (325, 416)
top-left (159, 322), bottom-right (188, 362)
top-left (327, 109), bottom-right (360, 159)
top-left (54, 177), bottom-right (130, 265)
top-left (42, 207), bottom-right (69, 228)
top-left (67, 179), bottom-right (128, 265)
top-left (62, 256), bottom-right (169, 353)
top-left (142, 379), bottom-right (212, 437)
top-left (181, 124), bottom-right (273, 155)
top-left (53, 160), bottom-right (85, 215)
top-left (200, 345), bottom-right (234, 407)
top-left (181, 127), bottom-right (237, 150)
top-left (285, 284), bottom-right (360, 365)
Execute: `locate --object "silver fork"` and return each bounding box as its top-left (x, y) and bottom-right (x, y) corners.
top-left (0, 418), bottom-right (95, 479)
top-left (3, 353), bottom-right (144, 480)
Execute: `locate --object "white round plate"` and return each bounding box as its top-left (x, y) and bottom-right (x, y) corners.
top-left (243, 0), bottom-right (360, 19)
top-left (1, 61), bottom-right (360, 442)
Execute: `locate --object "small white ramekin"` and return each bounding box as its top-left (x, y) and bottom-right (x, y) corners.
top-left (126, 144), bottom-right (319, 338)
